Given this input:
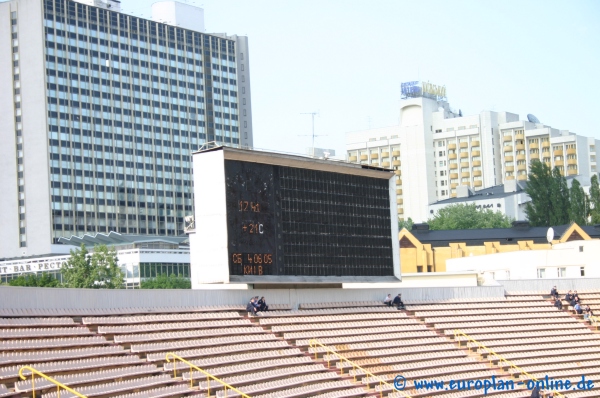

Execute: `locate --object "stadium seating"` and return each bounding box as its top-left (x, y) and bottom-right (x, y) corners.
top-left (0, 292), bottom-right (599, 398)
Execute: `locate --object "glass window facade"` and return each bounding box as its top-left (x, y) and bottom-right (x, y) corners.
top-left (43, 0), bottom-right (240, 242)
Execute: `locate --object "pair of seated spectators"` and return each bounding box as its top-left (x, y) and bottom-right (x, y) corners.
top-left (565, 290), bottom-right (580, 306)
top-left (384, 293), bottom-right (404, 309)
top-left (246, 296), bottom-right (269, 316)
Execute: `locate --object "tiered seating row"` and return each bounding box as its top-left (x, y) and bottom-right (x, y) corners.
top-left (42, 374), bottom-right (177, 398)
top-left (299, 301), bottom-right (384, 309)
top-left (260, 312), bottom-right (407, 326)
top-left (0, 336), bottom-right (109, 351)
top-left (0, 355), bottom-right (145, 380)
top-left (0, 346), bottom-right (126, 366)
top-left (132, 333), bottom-right (279, 354)
top-left (83, 311), bottom-right (241, 325)
top-left (162, 348), bottom-right (304, 371)
top-left (16, 364), bottom-right (160, 392)
top-left (98, 319), bottom-right (252, 334)
top-left (146, 340), bottom-right (291, 362)
top-left (115, 326), bottom-right (267, 344)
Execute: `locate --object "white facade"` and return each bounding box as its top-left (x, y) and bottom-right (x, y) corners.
top-left (0, 247), bottom-right (190, 288)
top-left (347, 94), bottom-right (598, 223)
top-left (0, 0), bottom-right (252, 259)
top-left (446, 240), bottom-right (599, 281)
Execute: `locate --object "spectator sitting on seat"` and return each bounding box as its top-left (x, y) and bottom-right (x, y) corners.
top-left (392, 294), bottom-right (404, 309)
top-left (583, 305), bottom-right (592, 321)
top-left (550, 286), bottom-right (558, 299)
top-left (572, 296), bottom-right (580, 308)
top-left (574, 302), bottom-right (582, 315)
top-left (530, 384), bottom-right (540, 398)
top-left (246, 298), bottom-right (258, 316)
top-left (565, 290), bottom-right (573, 303)
top-left (384, 294), bottom-right (393, 306)
top-left (257, 296), bottom-right (269, 312)
top-left (573, 290), bottom-right (580, 301)
top-left (554, 298), bottom-right (563, 310)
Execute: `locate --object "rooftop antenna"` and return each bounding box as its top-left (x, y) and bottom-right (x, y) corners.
top-left (299, 111), bottom-right (325, 157)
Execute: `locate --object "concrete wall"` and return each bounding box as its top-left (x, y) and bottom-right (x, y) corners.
top-left (0, 285), bottom-right (506, 311)
top-left (500, 278), bottom-right (600, 293)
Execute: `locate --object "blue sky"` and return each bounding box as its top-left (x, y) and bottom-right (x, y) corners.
top-left (124, 0), bottom-right (600, 158)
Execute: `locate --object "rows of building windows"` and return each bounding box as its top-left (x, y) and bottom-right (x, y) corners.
top-left (42, 0), bottom-right (242, 241)
top-left (11, 11), bottom-right (26, 247)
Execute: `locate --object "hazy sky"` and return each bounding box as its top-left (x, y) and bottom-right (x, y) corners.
top-left (123, 0), bottom-right (600, 158)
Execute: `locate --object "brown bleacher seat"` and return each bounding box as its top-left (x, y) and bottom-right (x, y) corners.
top-left (258, 307), bottom-right (399, 318)
top-left (298, 301), bottom-right (384, 309)
top-left (15, 364), bottom-right (160, 393)
top-left (111, 384), bottom-right (201, 398)
top-left (162, 348), bottom-right (304, 371)
top-left (260, 312), bottom-right (407, 326)
top-left (98, 318), bottom-right (252, 335)
top-left (0, 317), bottom-right (77, 327)
top-left (0, 336), bottom-right (109, 351)
top-left (0, 355), bottom-right (145, 381)
top-left (0, 384), bottom-right (18, 398)
top-left (131, 333), bottom-right (279, 354)
top-left (114, 326), bottom-right (266, 344)
top-left (0, 345), bottom-right (126, 366)
top-left (0, 327), bottom-right (94, 338)
top-left (41, 374), bottom-right (177, 398)
top-left (145, 340), bottom-right (291, 362)
top-left (82, 311), bottom-right (241, 326)
top-left (180, 356), bottom-right (314, 379)
top-left (214, 376), bottom-right (350, 398)
top-left (195, 364), bottom-right (328, 390)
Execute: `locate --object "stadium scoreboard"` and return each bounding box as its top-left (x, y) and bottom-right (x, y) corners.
top-left (190, 147), bottom-right (400, 285)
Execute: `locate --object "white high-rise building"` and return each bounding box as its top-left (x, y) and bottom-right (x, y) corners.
top-left (0, 0), bottom-right (253, 259)
top-left (346, 82), bottom-right (599, 222)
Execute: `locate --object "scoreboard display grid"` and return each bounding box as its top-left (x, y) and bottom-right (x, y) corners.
top-left (225, 160), bottom-right (394, 277)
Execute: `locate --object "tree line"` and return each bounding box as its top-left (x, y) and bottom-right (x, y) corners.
top-left (525, 160), bottom-right (600, 227)
top-left (5, 244), bottom-right (190, 289)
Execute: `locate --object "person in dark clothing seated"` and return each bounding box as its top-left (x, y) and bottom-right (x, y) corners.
top-left (257, 296), bottom-right (269, 312)
top-left (572, 296), bottom-right (580, 308)
top-left (554, 298), bottom-right (563, 310)
top-left (392, 294), bottom-right (404, 309)
top-left (550, 286), bottom-right (558, 299)
top-left (565, 290), bottom-right (573, 303)
top-left (573, 290), bottom-right (580, 301)
top-left (246, 297), bottom-right (258, 316)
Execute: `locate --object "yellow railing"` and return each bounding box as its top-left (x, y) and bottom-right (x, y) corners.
top-left (165, 352), bottom-right (251, 398)
top-left (18, 366), bottom-right (87, 398)
top-left (454, 330), bottom-right (566, 397)
top-left (590, 315), bottom-right (600, 330)
top-left (308, 339), bottom-right (412, 398)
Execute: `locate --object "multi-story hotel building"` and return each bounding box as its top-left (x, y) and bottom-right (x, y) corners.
top-left (0, 0), bottom-right (253, 259)
top-left (346, 82), bottom-right (599, 222)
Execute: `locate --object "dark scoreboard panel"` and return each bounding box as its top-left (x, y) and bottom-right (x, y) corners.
top-left (225, 160), bottom-right (394, 277)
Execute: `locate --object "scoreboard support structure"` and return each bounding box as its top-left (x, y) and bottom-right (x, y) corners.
top-left (188, 147), bottom-right (401, 288)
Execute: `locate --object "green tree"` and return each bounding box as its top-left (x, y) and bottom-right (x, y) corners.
top-left (568, 179), bottom-right (587, 226)
top-left (8, 273), bottom-right (60, 287)
top-left (549, 167), bottom-right (570, 225)
top-left (525, 161), bottom-right (571, 226)
top-left (590, 174), bottom-right (600, 224)
top-left (524, 160), bottom-right (553, 226)
top-left (61, 244), bottom-right (124, 289)
top-left (398, 217), bottom-right (414, 231)
top-left (141, 273), bottom-right (191, 289)
top-left (427, 204), bottom-right (512, 230)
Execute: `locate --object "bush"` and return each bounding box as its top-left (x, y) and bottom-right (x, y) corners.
top-left (140, 273), bottom-right (191, 289)
top-left (8, 273), bottom-right (61, 287)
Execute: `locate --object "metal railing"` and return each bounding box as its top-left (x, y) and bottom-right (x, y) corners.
top-left (454, 329), bottom-right (566, 397)
top-left (18, 366), bottom-right (87, 398)
top-left (165, 352), bottom-right (251, 398)
top-left (308, 339), bottom-right (411, 398)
